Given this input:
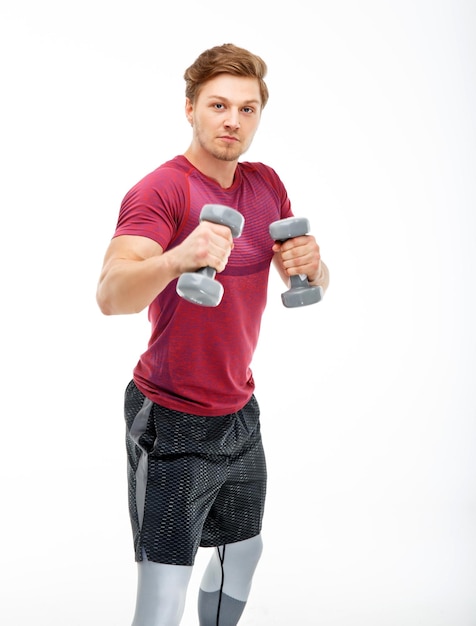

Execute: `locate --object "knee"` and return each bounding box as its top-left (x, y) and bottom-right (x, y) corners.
top-left (238, 534), bottom-right (263, 566)
top-left (133, 560), bottom-right (192, 626)
top-left (227, 534), bottom-right (263, 575)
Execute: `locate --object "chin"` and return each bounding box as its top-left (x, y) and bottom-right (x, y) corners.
top-left (213, 148), bottom-right (242, 162)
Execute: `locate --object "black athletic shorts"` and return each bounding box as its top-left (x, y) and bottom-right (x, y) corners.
top-left (124, 380), bottom-right (267, 565)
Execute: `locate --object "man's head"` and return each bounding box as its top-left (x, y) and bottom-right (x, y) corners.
top-left (184, 43), bottom-right (269, 109)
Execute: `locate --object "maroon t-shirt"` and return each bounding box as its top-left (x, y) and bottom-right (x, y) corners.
top-left (113, 155), bottom-right (292, 416)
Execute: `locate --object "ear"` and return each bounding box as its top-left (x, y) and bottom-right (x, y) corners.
top-left (185, 98), bottom-right (193, 125)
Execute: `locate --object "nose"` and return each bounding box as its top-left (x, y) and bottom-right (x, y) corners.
top-left (224, 108), bottom-right (240, 130)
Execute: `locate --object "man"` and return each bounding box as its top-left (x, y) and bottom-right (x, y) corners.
top-left (97, 43), bottom-right (329, 626)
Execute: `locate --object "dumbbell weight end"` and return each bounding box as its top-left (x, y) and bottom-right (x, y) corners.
top-left (176, 266), bottom-right (224, 307)
top-left (282, 274), bottom-right (323, 308)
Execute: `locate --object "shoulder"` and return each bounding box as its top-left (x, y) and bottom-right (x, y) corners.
top-left (132, 155), bottom-right (191, 189)
top-left (121, 156), bottom-right (192, 207)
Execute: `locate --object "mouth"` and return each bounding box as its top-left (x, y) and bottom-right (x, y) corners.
top-left (218, 135), bottom-right (239, 144)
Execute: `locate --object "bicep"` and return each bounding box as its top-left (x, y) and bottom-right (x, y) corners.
top-left (103, 235), bottom-right (164, 264)
top-left (99, 235), bottom-right (164, 282)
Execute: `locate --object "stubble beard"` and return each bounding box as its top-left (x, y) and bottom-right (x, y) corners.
top-left (213, 148), bottom-right (241, 162)
top-left (196, 128), bottom-right (248, 163)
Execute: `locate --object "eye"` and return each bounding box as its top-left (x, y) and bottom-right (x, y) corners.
top-left (242, 106), bottom-right (254, 114)
top-left (213, 103), bottom-right (225, 110)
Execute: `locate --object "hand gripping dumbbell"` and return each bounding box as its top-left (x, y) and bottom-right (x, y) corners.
top-left (269, 216), bottom-right (323, 308)
top-left (176, 204), bottom-right (245, 307)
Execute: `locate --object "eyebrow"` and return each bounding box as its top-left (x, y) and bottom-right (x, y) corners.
top-left (206, 95), bottom-right (261, 106)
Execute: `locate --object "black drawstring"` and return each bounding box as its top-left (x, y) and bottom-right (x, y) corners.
top-left (216, 545), bottom-right (226, 626)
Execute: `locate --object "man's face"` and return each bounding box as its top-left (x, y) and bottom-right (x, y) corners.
top-left (186, 74), bottom-right (262, 162)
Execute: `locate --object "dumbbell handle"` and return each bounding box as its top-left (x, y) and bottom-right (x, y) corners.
top-left (270, 216), bottom-right (312, 284)
top-left (290, 274), bottom-right (311, 289)
top-left (269, 216), bottom-right (323, 308)
top-left (196, 204), bottom-right (244, 277)
top-left (176, 204), bottom-right (244, 307)
top-left (196, 266), bottom-right (217, 279)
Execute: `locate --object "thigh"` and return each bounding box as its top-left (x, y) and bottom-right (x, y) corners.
top-left (142, 449), bottom-right (228, 565)
top-left (125, 384), bottom-right (267, 564)
top-left (126, 385), bottom-right (232, 565)
top-left (201, 397), bottom-right (267, 547)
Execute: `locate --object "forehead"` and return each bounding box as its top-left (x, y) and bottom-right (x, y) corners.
top-left (197, 74), bottom-right (261, 106)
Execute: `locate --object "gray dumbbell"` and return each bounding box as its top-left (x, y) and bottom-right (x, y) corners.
top-left (176, 204), bottom-right (244, 307)
top-left (269, 216), bottom-right (323, 308)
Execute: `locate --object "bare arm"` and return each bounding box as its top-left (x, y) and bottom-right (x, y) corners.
top-left (272, 234), bottom-right (330, 293)
top-left (96, 221), bottom-right (234, 315)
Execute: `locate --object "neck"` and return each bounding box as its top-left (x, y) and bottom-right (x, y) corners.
top-left (183, 146), bottom-right (238, 189)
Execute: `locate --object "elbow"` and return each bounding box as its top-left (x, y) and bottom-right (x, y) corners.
top-left (96, 284), bottom-right (116, 316)
top-left (96, 294), bottom-right (114, 316)
top-left (98, 304), bottom-right (115, 316)
top-left (96, 287), bottom-right (146, 316)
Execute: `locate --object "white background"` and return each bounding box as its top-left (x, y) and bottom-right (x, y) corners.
top-left (1, 1), bottom-right (475, 624)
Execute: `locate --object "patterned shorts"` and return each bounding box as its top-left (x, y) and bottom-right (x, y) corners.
top-left (124, 380), bottom-right (267, 565)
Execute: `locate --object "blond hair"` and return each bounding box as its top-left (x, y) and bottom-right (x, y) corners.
top-left (184, 43), bottom-right (269, 108)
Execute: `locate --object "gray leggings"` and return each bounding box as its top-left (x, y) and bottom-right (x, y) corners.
top-left (131, 534), bottom-right (263, 626)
